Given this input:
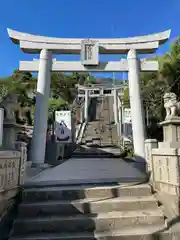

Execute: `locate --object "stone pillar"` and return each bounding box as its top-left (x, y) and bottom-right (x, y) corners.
top-left (15, 141), bottom-right (27, 185)
top-left (84, 89), bottom-right (89, 121)
top-left (31, 49), bottom-right (52, 167)
top-left (144, 139), bottom-right (158, 179)
top-left (0, 108), bottom-right (4, 147)
top-left (3, 126), bottom-right (16, 149)
top-left (127, 49), bottom-right (145, 161)
top-left (113, 88), bottom-right (118, 124)
top-left (117, 96), bottom-right (121, 137)
top-left (121, 101), bottom-right (125, 146)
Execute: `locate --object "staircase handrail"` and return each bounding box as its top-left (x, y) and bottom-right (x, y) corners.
top-left (76, 121), bottom-right (87, 144)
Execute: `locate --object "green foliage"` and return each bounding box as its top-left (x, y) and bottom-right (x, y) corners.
top-left (119, 147), bottom-right (134, 158)
top-left (0, 70), bottom-right (95, 125)
top-left (160, 38), bottom-right (180, 96)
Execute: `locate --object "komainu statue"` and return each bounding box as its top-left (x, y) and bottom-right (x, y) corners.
top-left (163, 92), bottom-right (180, 119)
top-left (0, 94), bottom-right (18, 122)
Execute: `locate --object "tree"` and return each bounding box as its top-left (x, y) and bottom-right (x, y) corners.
top-left (160, 38), bottom-right (180, 97)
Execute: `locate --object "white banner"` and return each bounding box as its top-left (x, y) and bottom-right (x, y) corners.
top-left (55, 111), bottom-right (72, 143)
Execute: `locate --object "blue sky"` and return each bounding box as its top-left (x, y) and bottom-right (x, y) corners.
top-left (0, 0), bottom-right (179, 79)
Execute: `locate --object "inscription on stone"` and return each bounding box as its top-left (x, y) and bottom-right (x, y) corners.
top-left (163, 126), bottom-right (167, 141)
top-left (166, 157), bottom-right (170, 183)
top-left (159, 159), bottom-right (162, 181)
top-left (81, 39), bottom-right (99, 66)
top-left (177, 126), bottom-right (180, 141)
top-left (145, 146), bottom-right (150, 169)
top-left (84, 44), bottom-right (93, 61)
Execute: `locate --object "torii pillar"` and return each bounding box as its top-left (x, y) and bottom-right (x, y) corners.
top-left (84, 89), bottom-right (89, 121)
top-left (30, 49), bottom-right (52, 166)
top-left (128, 49), bottom-right (145, 160)
top-left (113, 88), bottom-right (119, 124)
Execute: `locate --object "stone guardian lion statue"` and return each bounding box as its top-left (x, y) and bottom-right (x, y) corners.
top-left (163, 92), bottom-right (180, 120)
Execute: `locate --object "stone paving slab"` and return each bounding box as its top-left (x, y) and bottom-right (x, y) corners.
top-left (25, 158), bottom-right (147, 186)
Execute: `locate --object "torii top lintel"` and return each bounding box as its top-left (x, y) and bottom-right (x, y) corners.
top-left (7, 28), bottom-right (171, 54)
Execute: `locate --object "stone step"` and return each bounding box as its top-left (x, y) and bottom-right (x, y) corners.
top-left (72, 149), bottom-right (115, 154)
top-left (72, 153), bottom-right (115, 158)
top-left (85, 139), bottom-right (94, 142)
top-left (72, 154), bottom-right (115, 157)
top-left (83, 137), bottom-right (101, 141)
top-left (9, 225), bottom-right (170, 240)
top-left (71, 155), bottom-right (120, 159)
top-left (91, 137), bottom-right (101, 141)
top-left (72, 151), bottom-right (102, 155)
top-left (18, 196), bottom-right (158, 217)
top-left (72, 154), bottom-right (113, 157)
top-left (22, 184), bottom-right (152, 203)
top-left (12, 209), bottom-right (164, 235)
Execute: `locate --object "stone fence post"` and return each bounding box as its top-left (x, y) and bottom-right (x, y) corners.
top-left (14, 141), bottom-right (27, 185)
top-left (0, 150), bottom-right (21, 191)
top-left (0, 108), bottom-right (4, 147)
top-left (144, 139), bottom-right (158, 179)
top-left (149, 117), bottom-right (180, 216)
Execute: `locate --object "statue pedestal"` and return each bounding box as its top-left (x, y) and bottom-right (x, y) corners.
top-left (151, 117), bottom-right (180, 216)
top-left (158, 117), bottom-right (180, 148)
top-left (3, 122), bottom-right (22, 150)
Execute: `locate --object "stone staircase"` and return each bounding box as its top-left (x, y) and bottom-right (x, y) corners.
top-left (9, 183), bottom-right (168, 239)
top-left (72, 146), bottom-right (120, 158)
top-left (82, 97), bottom-right (119, 147)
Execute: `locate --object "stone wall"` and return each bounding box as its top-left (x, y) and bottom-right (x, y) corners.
top-left (145, 118), bottom-right (180, 217)
top-left (0, 151), bottom-right (21, 215)
top-left (0, 149), bottom-right (26, 240)
top-left (0, 94), bottom-right (28, 230)
top-left (151, 149), bottom-right (180, 195)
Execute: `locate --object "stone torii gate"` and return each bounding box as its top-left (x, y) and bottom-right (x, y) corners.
top-left (7, 29), bottom-right (170, 167)
top-left (77, 84), bottom-right (125, 123)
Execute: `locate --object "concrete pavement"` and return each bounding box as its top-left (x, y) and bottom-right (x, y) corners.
top-left (25, 157), bottom-right (148, 186)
